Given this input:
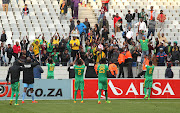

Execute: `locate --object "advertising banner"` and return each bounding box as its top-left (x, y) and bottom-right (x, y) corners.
top-left (0, 79), bottom-right (71, 100)
top-left (73, 79), bottom-right (180, 99)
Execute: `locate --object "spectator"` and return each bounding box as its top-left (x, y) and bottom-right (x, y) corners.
top-left (76, 20), bottom-right (87, 41)
top-left (152, 54), bottom-right (158, 66)
top-left (84, 49), bottom-right (94, 64)
top-left (157, 10), bottom-right (166, 30)
top-left (125, 49), bottom-right (133, 78)
top-left (157, 29), bottom-right (168, 44)
top-left (60, 0), bottom-right (67, 20)
top-left (157, 41), bottom-right (165, 53)
top-left (33, 62), bottom-right (44, 79)
top-left (47, 40), bottom-right (54, 56)
top-left (80, 48), bottom-right (86, 61)
top-left (111, 47), bottom-right (119, 64)
top-left (148, 6), bottom-right (156, 20)
top-left (70, 19), bottom-right (75, 33)
top-left (0, 43), bottom-right (7, 66)
top-left (40, 36), bottom-right (47, 55)
top-left (1, 30), bottom-right (7, 44)
top-left (165, 63), bottom-right (174, 78)
top-left (125, 10), bottom-right (133, 29)
top-left (108, 60), bottom-right (118, 78)
top-left (171, 41), bottom-right (180, 66)
top-left (102, 25), bottom-right (109, 42)
top-left (96, 48), bottom-right (106, 63)
top-left (20, 36), bottom-right (29, 51)
top-left (51, 49), bottom-right (60, 66)
top-left (101, 0), bottom-right (109, 10)
top-left (22, 4), bottom-right (29, 19)
top-left (148, 41), bottom-right (154, 56)
top-left (13, 41), bottom-right (21, 59)
top-left (126, 27), bottom-right (133, 44)
top-left (41, 50), bottom-right (48, 66)
top-left (132, 47), bottom-right (141, 62)
top-left (70, 35), bottom-right (80, 60)
top-left (71, 0), bottom-right (74, 17)
top-left (31, 40), bottom-right (40, 59)
top-left (166, 52), bottom-right (172, 65)
top-left (99, 16), bottom-right (109, 30)
top-left (156, 48), bottom-right (167, 66)
top-left (118, 49), bottom-right (125, 78)
top-left (139, 8), bottom-right (148, 26)
top-left (52, 32), bottom-right (60, 45)
top-left (27, 46), bottom-right (35, 60)
top-left (19, 50), bottom-right (27, 63)
top-left (2, 0), bottom-right (10, 14)
top-left (59, 38), bottom-right (67, 53)
top-left (133, 9), bottom-right (139, 27)
top-left (129, 41), bottom-right (137, 53)
top-left (98, 3), bottom-right (108, 23)
top-left (73, 0), bottom-right (80, 19)
top-left (61, 49), bottom-right (70, 66)
top-left (83, 18), bottom-right (90, 35)
top-left (154, 37), bottom-right (159, 54)
top-left (6, 44), bottom-right (13, 65)
top-left (147, 17), bottom-right (156, 38)
top-left (94, 24), bottom-right (100, 39)
top-left (165, 42), bottom-right (172, 55)
top-left (135, 18), bottom-right (146, 39)
top-left (114, 13), bottom-right (122, 35)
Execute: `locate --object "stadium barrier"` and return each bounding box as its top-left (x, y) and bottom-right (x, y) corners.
top-left (72, 79), bottom-right (180, 99)
top-left (0, 79), bottom-right (71, 100)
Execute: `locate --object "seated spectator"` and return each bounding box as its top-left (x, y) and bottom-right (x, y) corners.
top-left (13, 41), bottom-right (21, 60)
top-left (157, 10), bottom-right (166, 30)
top-left (165, 42), bottom-right (172, 55)
top-left (102, 25), bottom-right (109, 42)
top-left (51, 49), bottom-right (60, 66)
top-left (165, 63), bottom-right (174, 78)
top-left (108, 60), bottom-right (118, 78)
top-left (20, 36), bottom-right (29, 51)
top-left (132, 47), bottom-right (141, 62)
top-left (157, 29), bottom-right (168, 45)
top-left (134, 18), bottom-right (146, 39)
top-left (147, 17), bottom-right (156, 38)
top-left (2, 0), bottom-right (10, 14)
top-left (60, 0), bottom-right (68, 20)
top-left (41, 50), bottom-right (48, 66)
top-left (125, 10), bottom-right (133, 29)
top-left (22, 4), bottom-right (29, 19)
top-left (0, 43), bottom-right (7, 66)
top-left (99, 16), bottom-right (109, 30)
top-left (114, 13), bottom-right (122, 35)
top-left (156, 48), bottom-right (167, 66)
top-left (171, 41), bottom-right (180, 66)
top-left (6, 44), bottom-right (13, 65)
top-left (1, 30), bottom-right (7, 43)
top-left (98, 3), bottom-right (108, 23)
top-left (61, 49), bottom-right (70, 66)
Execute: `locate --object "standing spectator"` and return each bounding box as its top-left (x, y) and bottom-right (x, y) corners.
top-left (98, 3), bottom-right (108, 24)
top-left (70, 18), bottom-right (75, 33)
top-left (111, 47), bottom-right (119, 64)
top-left (125, 49), bottom-right (133, 78)
top-left (171, 41), bottom-right (180, 66)
top-left (47, 40), bottom-right (54, 56)
top-left (19, 50), bottom-right (27, 63)
top-left (126, 27), bottom-right (133, 44)
top-left (101, 0), bottom-right (109, 10)
top-left (6, 44), bottom-right (13, 65)
top-left (152, 54), bottom-right (158, 66)
top-left (1, 30), bottom-right (7, 44)
top-left (165, 63), bottom-right (174, 78)
top-left (51, 49), bottom-right (60, 66)
top-left (60, 0), bottom-right (67, 20)
top-left (22, 4), bottom-right (29, 19)
top-left (2, 0), bottom-right (10, 14)
top-left (157, 41), bottom-right (165, 53)
top-left (96, 48), bottom-right (106, 63)
top-left (135, 18), bottom-right (146, 39)
top-left (118, 49), bottom-right (125, 78)
top-left (59, 39), bottom-right (67, 53)
top-left (20, 36), bottom-right (29, 51)
top-left (157, 29), bottom-right (168, 44)
top-left (139, 8), bottom-right (148, 26)
top-left (76, 20), bottom-right (87, 41)
top-left (148, 41), bottom-right (154, 56)
top-left (71, 0), bottom-right (74, 17)
top-left (31, 40), bottom-right (40, 59)
top-left (147, 17), bottom-right (156, 38)
top-left (94, 24), bottom-right (100, 39)
top-left (132, 47), bottom-right (141, 62)
top-left (157, 10), bottom-right (166, 30)
top-left (13, 41), bottom-right (21, 59)
top-left (73, 0), bottom-right (80, 19)
top-left (27, 46), bottom-right (35, 60)
top-left (114, 13), bottom-right (122, 35)
top-left (99, 16), bottom-right (109, 30)
top-left (154, 37), bottom-right (159, 54)
top-left (156, 48), bottom-right (167, 66)
top-left (40, 36), bottom-right (47, 55)
top-left (165, 42), bottom-right (172, 55)
top-left (0, 43), bottom-right (6, 66)
top-left (125, 10), bottom-right (133, 29)
top-left (133, 9), bottom-right (139, 27)
top-left (83, 18), bottom-right (90, 37)
top-left (148, 6), bottom-right (156, 21)
top-left (41, 50), bottom-right (48, 66)
top-left (52, 32), bottom-right (60, 45)
top-left (102, 26), bottom-right (109, 42)
top-left (108, 60), bottom-right (118, 78)
top-left (61, 49), bottom-right (70, 66)
top-left (70, 36), bottom-right (80, 60)
top-left (166, 52), bottom-right (172, 65)
top-left (33, 63), bottom-right (44, 79)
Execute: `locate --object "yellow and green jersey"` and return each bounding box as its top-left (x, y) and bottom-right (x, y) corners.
top-left (74, 65), bottom-right (85, 81)
top-left (97, 64), bottom-right (109, 81)
top-left (47, 63), bottom-right (55, 77)
top-left (145, 65), bottom-right (154, 79)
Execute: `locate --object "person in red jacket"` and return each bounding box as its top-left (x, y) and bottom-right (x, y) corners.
top-left (101, 0), bottom-right (109, 10)
top-left (114, 13), bottom-right (122, 35)
top-left (13, 41), bottom-right (21, 59)
top-left (98, 3), bottom-right (108, 24)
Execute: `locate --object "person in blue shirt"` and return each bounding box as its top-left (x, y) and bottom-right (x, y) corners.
top-left (156, 48), bottom-right (167, 66)
top-left (76, 20), bottom-right (87, 41)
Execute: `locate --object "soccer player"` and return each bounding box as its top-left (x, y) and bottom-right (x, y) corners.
top-left (144, 61), bottom-right (154, 100)
top-left (47, 58), bottom-right (55, 79)
top-left (6, 60), bottom-right (22, 105)
top-left (73, 54), bottom-right (85, 103)
top-left (97, 58), bottom-right (111, 104)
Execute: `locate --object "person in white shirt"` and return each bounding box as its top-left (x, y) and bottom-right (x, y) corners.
top-left (133, 9), bottom-right (139, 33)
top-left (126, 26), bottom-right (133, 44)
top-left (134, 18), bottom-right (146, 39)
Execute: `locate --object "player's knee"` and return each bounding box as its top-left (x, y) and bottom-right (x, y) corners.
top-left (30, 88), bottom-right (34, 93)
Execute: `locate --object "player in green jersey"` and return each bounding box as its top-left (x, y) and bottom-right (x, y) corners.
top-left (97, 58), bottom-right (111, 104)
top-left (144, 61), bottom-right (154, 100)
top-left (47, 58), bottom-right (55, 79)
top-left (73, 54), bottom-right (85, 103)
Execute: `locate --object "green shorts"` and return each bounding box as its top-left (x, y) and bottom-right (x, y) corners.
top-left (98, 80), bottom-right (108, 90)
top-left (47, 76), bottom-right (54, 79)
top-left (11, 81), bottom-right (20, 92)
top-left (144, 78), bottom-right (153, 88)
top-left (75, 80), bottom-right (84, 90)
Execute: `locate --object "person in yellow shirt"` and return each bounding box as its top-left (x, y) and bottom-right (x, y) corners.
top-left (52, 32), bottom-right (60, 45)
top-left (70, 36), bottom-right (80, 60)
top-left (31, 40), bottom-right (40, 58)
top-left (96, 48), bottom-right (106, 63)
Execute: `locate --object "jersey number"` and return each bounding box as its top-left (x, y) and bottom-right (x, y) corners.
top-left (49, 66), bottom-right (54, 71)
top-left (78, 70), bottom-right (81, 75)
top-left (149, 69), bottom-right (152, 74)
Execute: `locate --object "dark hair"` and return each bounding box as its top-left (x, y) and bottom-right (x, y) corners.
top-left (100, 58), bottom-right (106, 64)
top-left (149, 61), bottom-right (152, 65)
top-left (77, 20), bottom-right (80, 23)
top-left (48, 58), bottom-right (53, 64)
top-left (25, 4), bottom-right (27, 6)
top-left (77, 59), bottom-right (82, 65)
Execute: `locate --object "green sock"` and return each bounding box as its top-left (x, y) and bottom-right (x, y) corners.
top-left (105, 91), bottom-right (108, 101)
top-left (15, 91), bottom-right (19, 104)
top-left (74, 90), bottom-right (77, 101)
top-left (144, 88), bottom-right (147, 95)
top-left (98, 90), bottom-right (101, 101)
top-left (11, 91), bottom-right (15, 100)
top-left (148, 89), bottom-right (151, 98)
top-left (81, 90), bottom-right (83, 101)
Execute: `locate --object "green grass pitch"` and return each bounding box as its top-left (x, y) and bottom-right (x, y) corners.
top-left (0, 99), bottom-right (180, 113)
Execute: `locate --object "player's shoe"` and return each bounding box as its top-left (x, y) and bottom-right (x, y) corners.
top-left (22, 101), bottom-right (25, 104)
top-left (74, 101), bottom-right (76, 103)
top-left (81, 101), bottom-right (84, 103)
top-left (32, 101), bottom-right (38, 103)
top-left (105, 101), bottom-right (111, 104)
top-left (148, 97), bottom-right (150, 100)
top-left (98, 101), bottom-right (101, 104)
top-left (144, 95), bottom-right (148, 99)
top-left (9, 100), bottom-right (13, 105)
top-left (14, 103), bottom-right (19, 106)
